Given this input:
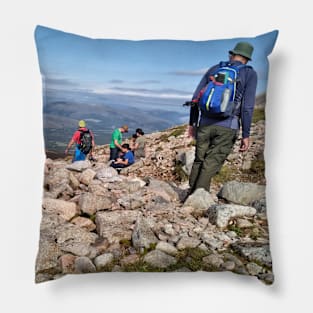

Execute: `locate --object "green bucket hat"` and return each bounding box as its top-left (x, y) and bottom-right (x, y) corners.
top-left (229, 42), bottom-right (254, 60)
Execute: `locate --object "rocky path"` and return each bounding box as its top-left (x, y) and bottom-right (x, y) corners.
top-left (36, 120), bottom-right (273, 284)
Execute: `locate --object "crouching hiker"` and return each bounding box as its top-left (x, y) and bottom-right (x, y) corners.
top-left (111, 143), bottom-right (135, 169)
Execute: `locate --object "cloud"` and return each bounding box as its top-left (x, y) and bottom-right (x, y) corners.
top-left (108, 79), bottom-right (125, 84)
top-left (44, 77), bottom-right (79, 88)
top-left (136, 80), bottom-right (160, 84)
top-left (169, 68), bottom-right (208, 76)
top-left (93, 86), bottom-right (191, 99)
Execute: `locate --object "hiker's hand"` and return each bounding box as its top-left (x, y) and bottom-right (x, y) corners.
top-left (188, 126), bottom-right (195, 138)
top-left (239, 138), bottom-right (249, 152)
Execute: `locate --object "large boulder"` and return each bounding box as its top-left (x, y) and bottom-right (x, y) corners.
top-left (44, 168), bottom-right (71, 198)
top-left (55, 223), bottom-right (98, 256)
top-left (143, 250), bottom-right (177, 268)
top-left (42, 198), bottom-right (78, 221)
top-left (79, 169), bottom-right (96, 186)
top-left (231, 243), bottom-right (272, 267)
top-left (147, 178), bottom-right (179, 202)
top-left (66, 160), bottom-right (91, 172)
top-left (207, 204), bottom-right (256, 228)
top-left (218, 181), bottom-right (266, 205)
top-left (132, 216), bottom-right (158, 249)
top-left (176, 148), bottom-right (195, 176)
top-left (96, 210), bottom-right (139, 244)
top-left (79, 193), bottom-right (113, 215)
top-left (183, 188), bottom-right (215, 212)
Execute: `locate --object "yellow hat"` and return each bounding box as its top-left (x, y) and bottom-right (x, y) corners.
top-left (122, 125), bottom-right (129, 132)
top-left (78, 120), bottom-right (86, 128)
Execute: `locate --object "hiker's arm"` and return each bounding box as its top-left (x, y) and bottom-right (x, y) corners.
top-left (114, 139), bottom-right (122, 150)
top-left (240, 69), bottom-right (257, 151)
top-left (117, 158), bottom-right (128, 165)
top-left (65, 139), bottom-right (75, 154)
top-left (90, 133), bottom-right (96, 155)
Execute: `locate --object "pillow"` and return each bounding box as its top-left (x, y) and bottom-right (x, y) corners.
top-left (34, 25), bottom-right (278, 284)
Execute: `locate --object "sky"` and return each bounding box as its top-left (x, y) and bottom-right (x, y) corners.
top-left (35, 25), bottom-right (278, 104)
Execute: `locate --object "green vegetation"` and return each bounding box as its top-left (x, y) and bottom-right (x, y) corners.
top-left (174, 161), bottom-right (189, 182)
top-left (89, 214), bottom-right (96, 223)
top-left (212, 164), bottom-right (238, 185)
top-left (119, 239), bottom-right (132, 248)
top-left (173, 247), bottom-right (210, 271)
top-left (121, 247), bottom-right (211, 272)
top-left (188, 139), bottom-right (196, 147)
top-left (228, 225), bottom-right (243, 236)
top-left (159, 125), bottom-right (187, 142)
top-left (168, 125), bottom-right (186, 138)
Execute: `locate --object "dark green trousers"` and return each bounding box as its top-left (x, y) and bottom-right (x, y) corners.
top-left (189, 125), bottom-right (237, 192)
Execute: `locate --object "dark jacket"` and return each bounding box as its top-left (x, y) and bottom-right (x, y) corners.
top-left (189, 60), bottom-right (257, 138)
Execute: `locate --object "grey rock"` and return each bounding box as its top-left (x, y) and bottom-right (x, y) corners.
top-left (120, 160), bottom-right (144, 175)
top-left (35, 239), bottom-right (63, 280)
top-left (200, 233), bottom-right (223, 250)
top-left (132, 216), bottom-right (158, 249)
top-left (74, 257), bottom-right (96, 273)
top-left (79, 193), bottom-right (112, 215)
top-left (236, 218), bottom-right (254, 228)
top-left (66, 160), bottom-right (91, 172)
top-left (251, 198), bottom-right (267, 213)
top-left (202, 254), bottom-right (223, 269)
top-left (218, 181), bottom-right (266, 205)
top-left (231, 243), bottom-right (272, 267)
top-left (147, 179), bottom-right (179, 202)
top-left (55, 223), bottom-right (98, 256)
top-left (44, 168), bottom-right (70, 198)
top-left (71, 216), bottom-right (96, 232)
top-left (258, 272), bottom-right (274, 285)
top-left (120, 254), bottom-right (140, 267)
top-left (68, 172), bottom-right (80, 189)
top-left (143, 250), bottom-right (177, 268)
top-left (156, 241), bottom-right (178, 256)
top-left (79, 169), bottom-right (96, 185)
top-left (59, 254), bottom-right (77, 274)
top-left (246, 262), bottom-right (263, 276)
top-left (176, 236), bottom-right (201, 250)
top-left (96, 167), bottom-right (118, 180)
top-left (183, 188), bottom-right (215, 212)
top-left (42, 198), bottom-right (78, 221)
top-left (222, 261), bottom-right (236, 271)
top-left (208, 204), bottom-right (256, 228)
top-left (96, 210), bottom-right (139, 244)
top-left (176, 148), bottom-right (195, 176)
top-left (94, 253), bottom-right (114, 270)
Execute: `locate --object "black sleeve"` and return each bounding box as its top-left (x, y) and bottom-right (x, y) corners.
top-left (189, 104), bottom-right (199, 127)
top-left (189, 69), bottom-right (211, 126)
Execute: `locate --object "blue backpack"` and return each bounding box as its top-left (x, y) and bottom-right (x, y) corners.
top-left (198, 62), bottom-right (249, 118)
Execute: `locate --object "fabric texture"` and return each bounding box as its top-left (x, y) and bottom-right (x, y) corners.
top-left (110, 129), bottom-right (122, 148)
top-left (134, 136), bottom-right (146, 158)
top-left (34, 25), bottom-right (278, 285)
top-left (189, 125), bottom-right (237, 192)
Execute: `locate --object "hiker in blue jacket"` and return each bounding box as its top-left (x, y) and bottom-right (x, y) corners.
top-left (110, 143), bottom-right (135, 168)
top-left (187, 42), bottom-right (257, 194)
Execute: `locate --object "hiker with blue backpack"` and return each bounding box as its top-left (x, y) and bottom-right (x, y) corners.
top-left (65, 120), bottom-right (95, 162)
top-left (186, 42), bottom-right (257, 194)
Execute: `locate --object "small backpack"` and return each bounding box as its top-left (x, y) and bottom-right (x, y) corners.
top-left (78, 129), bottom-right (92, 154)
top-left (198, 62), bottom-right (250, 118)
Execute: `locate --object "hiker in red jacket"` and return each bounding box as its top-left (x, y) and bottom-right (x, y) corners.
top-left (65, 120), bottom-right (95, 162)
